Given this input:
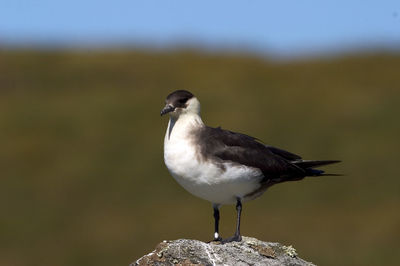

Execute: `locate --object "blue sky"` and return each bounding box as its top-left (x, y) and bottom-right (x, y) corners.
top-left (1, 0), bottom-right (399, 55)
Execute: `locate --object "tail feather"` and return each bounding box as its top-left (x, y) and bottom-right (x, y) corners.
top-left (305, 168), bottom-right (325, 176)
top-left (292, 160), bottom-right (341, 177)
top-left (293, 160), bottom-right (341, 169)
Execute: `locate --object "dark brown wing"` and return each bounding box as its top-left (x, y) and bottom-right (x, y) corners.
top-left (265, 145), bottom-right (302, 161)
top-left (196, 126), bottom-right (306, 180)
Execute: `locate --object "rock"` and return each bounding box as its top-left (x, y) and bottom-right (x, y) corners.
top-left (132, 236), bottom-right (315, 266)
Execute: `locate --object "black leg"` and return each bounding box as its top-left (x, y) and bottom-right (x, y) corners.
top-left (222, 198), bottom-right (243, 243)
top-left (234, 198), bottom-right (242, 238)
top-left (212, 204), bottom-right (222, 241)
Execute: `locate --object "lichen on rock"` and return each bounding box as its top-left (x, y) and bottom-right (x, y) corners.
top-left (132, 236), bottom-right (315, 266)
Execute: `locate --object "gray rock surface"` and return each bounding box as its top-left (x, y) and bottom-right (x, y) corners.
top-left (132, 236), bottom-right (315, 266)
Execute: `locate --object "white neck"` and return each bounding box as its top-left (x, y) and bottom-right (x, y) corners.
top-left (165, 97), bottom-right (204, 140)
top-left (166, 112), bottom-right (204, 141)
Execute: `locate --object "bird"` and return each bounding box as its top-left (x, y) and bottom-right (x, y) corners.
top-left (161, 89), bottom-right (340, 243)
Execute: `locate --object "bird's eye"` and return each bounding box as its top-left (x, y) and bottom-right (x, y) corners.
top-left (179, 98), bottom-right (188, 104)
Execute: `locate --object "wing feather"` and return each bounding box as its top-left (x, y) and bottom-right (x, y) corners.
top-left (197, 126), bottom-right (305, 180)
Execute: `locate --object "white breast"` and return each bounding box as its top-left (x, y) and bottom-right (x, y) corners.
top-left (163, 115), bottom-right (263, 205)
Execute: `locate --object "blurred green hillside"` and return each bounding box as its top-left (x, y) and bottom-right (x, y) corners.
top-left (0, 49), bottom-right (399, 266)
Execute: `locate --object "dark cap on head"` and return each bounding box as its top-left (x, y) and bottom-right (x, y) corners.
top-left (166, 90), bottom-right (194, 103)
top-left (161, 90), bottom-right (195, 116)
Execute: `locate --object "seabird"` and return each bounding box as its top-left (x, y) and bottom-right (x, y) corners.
top-left (161, 90), bottom-right (340, 243)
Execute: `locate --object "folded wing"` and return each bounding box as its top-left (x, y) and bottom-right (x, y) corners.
top-left (197, 127), bottom-right (305, 181)
top-left (197, 126), bottom-right (340, 183)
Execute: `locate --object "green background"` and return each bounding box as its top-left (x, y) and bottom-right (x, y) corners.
top-left (1, 50), bottom-right (399, 265)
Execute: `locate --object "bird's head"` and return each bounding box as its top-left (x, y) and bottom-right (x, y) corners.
top-left (161, 90), bottom-right (200, 118)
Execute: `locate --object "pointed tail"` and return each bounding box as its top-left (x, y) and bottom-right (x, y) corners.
top-left (292, 160), bottom-right (342, 176)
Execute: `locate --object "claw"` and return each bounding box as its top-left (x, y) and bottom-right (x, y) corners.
top-left (207, 236), bottom-right (222, 243)
top-left (221, 234), bottom-right (242, 244)
top-left (214, 236), bottom-right (222, 242)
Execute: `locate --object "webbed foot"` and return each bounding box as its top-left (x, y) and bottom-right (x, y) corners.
top-left (221, 234), bottom-right (242, 244)
top-left (207, 235), bottom-right (222, 243)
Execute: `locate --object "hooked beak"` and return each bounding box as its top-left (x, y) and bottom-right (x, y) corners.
top-left (160, 104), bottom-right (175, 116)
